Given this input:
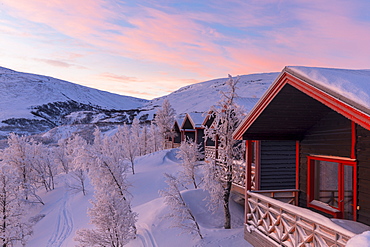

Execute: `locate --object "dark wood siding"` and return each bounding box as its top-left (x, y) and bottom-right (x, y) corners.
top-left (174, 124), bottom-right (181, 143)
top-left (182, 118), bottom-right (193, 129)
top-left (357, 125), bottom-right (370, 225)
top-left (184, 131), bottom-right (195, 142)
top-left (243, 84), bottom-right (331, 140)
top-left (298, 110), bottom-right (352, 208)
top-left (205, 137), bottom-right (215, 146)
top-left (259, 140), bottom-right (296, 190)
top-left (196, 129), bottom-right (204, 149)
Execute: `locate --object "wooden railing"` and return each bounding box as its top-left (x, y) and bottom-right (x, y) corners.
top-left (245, 191), bottom-right (355, 247)
top-left (251, 189), bottom-right (299, 205)
top-left (204, 146), bottom-right (246, 188)
top-left (232, 160), bottom-right (245, 188)
top-left (164, 140), bottom-right (181, 149)
top-left (204, 146), bottom-right (217, 160)
top-left (251, 163), bottom-right (256, 190)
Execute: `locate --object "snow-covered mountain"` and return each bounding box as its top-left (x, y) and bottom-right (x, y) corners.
top-left (140, 72), bottom-right (279, 120)
top-left (0, 66), bottom-right (279, 139)
top-left (0, 67), bottom-right (148, 138)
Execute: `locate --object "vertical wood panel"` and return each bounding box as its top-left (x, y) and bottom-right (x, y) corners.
top-left (356, 125), bottom-right (370, 225)
top-left (260, 140), bottom-right (296, 190)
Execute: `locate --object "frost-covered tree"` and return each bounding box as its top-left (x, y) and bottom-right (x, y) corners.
top-left (112, 124), bottom-right (138, 174)
top-left (64, 134), bottom-right (89, 195)
top-left (75, 191), bottom-right (137, 247)
top-left (203, 75), bottom-right (245, 229)
top-left (154, 99), bottom-right (176, 149)
top-left (176, 140), bottom-right (204, 189)
top-left (53, 136), bottom-right (75, 174)
top-left (2, 133), bottom-right (44, 204)
top-left (140, 125), bottom-right (149, 155)
top-left (87, 128), bottom-right (130, 196)
top-left (147, 123), bottom-right (162, 153)
top-left (0, 165), bottom-right (33, 246)
top-left (29, 142), bottom-right (57, 192)
top-left (76, 128), bottom-right (137, 246)
top-left (160, 173), bottom-right (203, 240)
top-left (131, 118), bottom-right (143, 156)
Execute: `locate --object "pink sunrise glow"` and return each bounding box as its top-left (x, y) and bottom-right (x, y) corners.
top-left (0, 0), bottom-right (369, 99)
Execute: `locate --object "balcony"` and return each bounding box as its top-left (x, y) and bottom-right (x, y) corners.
top-left (245, 190), bottom-right (355, 247)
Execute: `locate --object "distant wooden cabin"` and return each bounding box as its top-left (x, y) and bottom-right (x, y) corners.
top-left (164, 118), bottom-right (182, 149)
top-left (180, 112), bottom-right (205, 149)
top-left (233, 66), bottom-right (370, 247)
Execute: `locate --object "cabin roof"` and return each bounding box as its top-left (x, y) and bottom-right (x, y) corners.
top-left (175, 116), bottom-right (185, 129)
top-left (233, 66), bottom-right (370, 140)
top-left (287, 66), bottom-right (370, 114)
top-left (187, 112), bottom-right (206, 128)
top-left (180, 112), bottom-right (206, 129)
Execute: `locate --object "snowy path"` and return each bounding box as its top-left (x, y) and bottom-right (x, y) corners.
top-left (46, 190), bottom-right (74, 247)
top-left (136, 224), bottom-right (158, 247)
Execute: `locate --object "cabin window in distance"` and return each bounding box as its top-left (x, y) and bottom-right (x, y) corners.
top-left (308, 156), bottom-right (356, 221)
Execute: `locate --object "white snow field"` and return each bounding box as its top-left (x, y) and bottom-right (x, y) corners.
top-left (24, 149), bottom-right (252, 247)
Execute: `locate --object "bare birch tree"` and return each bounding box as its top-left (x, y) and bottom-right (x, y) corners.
top-left (203, 75), bottom-right (245, 229)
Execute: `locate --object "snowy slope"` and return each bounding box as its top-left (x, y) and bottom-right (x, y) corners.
top-left (142, 72), bottom-right (279, 119)
top-left (0, 67), bottom-right (147, 120)
top-left (25, 149), bottom-right (250, 247)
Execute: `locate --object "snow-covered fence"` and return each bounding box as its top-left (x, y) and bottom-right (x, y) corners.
top-left (204, 146), bottom-right (246, 188)
top-left (204, 146), bottom-right (217, 160)
top-left (245, 191), bottom-right (355, 247)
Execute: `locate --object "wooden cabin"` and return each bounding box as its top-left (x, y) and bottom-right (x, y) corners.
top-left (180, 112), bottom-right (205, 148)
top-left (233, 66), bottom-right (370, 246)
top-left (164, 118), bottom-right (182, 149)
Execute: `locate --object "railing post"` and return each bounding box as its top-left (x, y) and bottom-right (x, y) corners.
top-left (245, 140), bottom-right (252, 191)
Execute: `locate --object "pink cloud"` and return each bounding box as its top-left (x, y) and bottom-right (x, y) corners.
top-left (2, 0), bottom-right (370, 91)
top-left (35, 59), bottom-right (73, 68)
top-left (98, 73), bottom-right (139, 83)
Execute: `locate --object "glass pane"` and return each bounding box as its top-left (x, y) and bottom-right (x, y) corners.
top-left (314, 160), bottom-right (339, 208)
top-left (344, 165), bottom-right (354, 220)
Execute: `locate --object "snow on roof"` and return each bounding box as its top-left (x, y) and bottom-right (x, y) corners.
top-left (187, 112), bottom-right (206, 128)
top-left (286, 66), bottom-right (370, 114)
top-left (175, 116), bottom-right (185, 127)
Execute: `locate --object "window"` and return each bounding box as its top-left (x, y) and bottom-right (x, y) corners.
top-left (307, 155), bottom-right (356, 220)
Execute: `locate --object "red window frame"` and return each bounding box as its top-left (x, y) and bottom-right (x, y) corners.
top-left (307, 155), bottom-right (357, 220)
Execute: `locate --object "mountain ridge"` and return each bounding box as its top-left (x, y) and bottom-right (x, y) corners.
top-left (0, 66), bottom-right (279, 139)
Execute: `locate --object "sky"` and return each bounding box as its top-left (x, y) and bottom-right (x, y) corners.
top-left (0, 0), bottom-right (369, 100)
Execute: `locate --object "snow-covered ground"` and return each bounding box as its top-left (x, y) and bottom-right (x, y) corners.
top-left (24, 149), bottom-right (251, 247)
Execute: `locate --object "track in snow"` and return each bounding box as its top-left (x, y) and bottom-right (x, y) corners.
top-left (46, 190), bottom-right (73, 247)
top-left (137, 224), bottom-right (158, 247)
